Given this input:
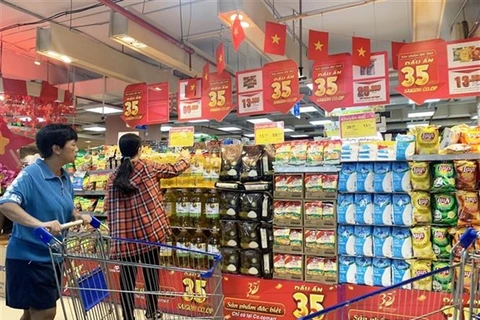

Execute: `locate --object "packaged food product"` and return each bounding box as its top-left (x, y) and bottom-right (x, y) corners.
top-left (432, 163), bottom-right (456, 192)
top-left (306, 141), bottom-right (324, 166)
top-left (411, 226), bottom-right (436, 259)
top-left (273, 254), bottom-right (287, 275)
top-left (323, 140), bottom-right (341, 164)
top-left (358, 142), bottom-right (378, 161)
top-left (305, 230), bottom-right (335, 254)
top-left (220, 192), bottom-right (240, 219)
top-left (432, 262), bottom-right (452, 292)
top-left (339, 163), bottom-right (357, 193)
top-left (341, 142), bottom-right (359, 162)
top-left (355, 194), bottom-right (374, 225)
top-left (460, 126), bottom-right (480, 145)
top-left (240, 145), bottom-right (264, 182)
top-left (274, 200), bottom-right (302, 224)
top-left (274, 142), bottom-right (292, 165)
top-left (439, 143), bottom-right (472, 155)
top-left (356, 162), bottom-right (375, 193)
top-left (411, 191), bottom-right (432, 223)
top-left (220, 248), bottom-right (240, 274)
top-left (392, 260), bottom-right (412, 289)
top-left (239, 222), bottom-right (260, 249)
top-left (373, 258), bottom-right (392, 287)
top-left (220, 143), bottom-right (243, 181)
top-left (94, 198), bottom-right (105, 213)
top-left (305, 257), bottom-right (324, 277)
top-left (322, 174), bottom-right (339, 192)
top-left (395, 134), bottom-right (415, 161)
top-left (414, 125), bottom-right (440, 155)
top-left (240, 250), bottom-right (261, 277)
top-left (456, 190), bottom-right (480, 226)
top-left (392, 162), bottom-right (411, 192)
top-left (431, 227), bottom-right (452, 260)
top-left (285, 255), bottom-right (303, 276)
top-left (410, 162), bottom-right (431, 191)
top-left (354, 226), bottom-right (373, 257)
top-left (274, 228), bottom-right (290, 246)
top-left (373, 194), bottom-right (393, 226)
top-left (338, 225), bottom-right (355, 256)
top-left (239, 193), bottom-right (263, 220)
top-left (373, 227), bottom-right (393, 258)
top-left (411, 260), bottom-right (432, 291)
top-left (455, 264), bottom-right (473, 293)
top-left (304, 201), bottom-right (323, 223)
top-left (220, 221), bottom-right (238, 247)
top-left (322, 202), bottom-right (335, 222)
top-left (392, 194), bottom-right (414, 227)
top-left (454, 160), bottom-right (477, 190)
top-left (392, 227), bottom-right (413, 259)
top-left (432, 194), bottom-right (458, 225)
top-left (377, 141), bottom-right (396, 161)
top-left (339, 256), bottom-right (357, 284)
top-left (337, 194), bottom-right (355, 225)
top-left (355, 257), bottom-right (374, 286)
top-left (290, 140), bottom-right (308, 166)
top-left (304, 174), bottom-right (322, 192)
top-left (374, 162), bottom-right (393, 193)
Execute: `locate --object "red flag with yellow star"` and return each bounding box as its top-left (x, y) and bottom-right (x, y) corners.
top-left (308, 30), bottom-right (329, 61)
top-left (186, 78), bottom-right (198, 99)
top-left (352, 36), bottom-right (371, 67)
top-left (216, 42), bottom-right (225, 75)
top-left (232, 15), bottom-right (246, 52)
top-left (264, 21), bottom-right (287, 56)
top-left (202, 63), bottom-right (210, 90)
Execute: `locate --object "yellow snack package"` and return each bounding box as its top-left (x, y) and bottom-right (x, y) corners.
top-left (461, 126), bottom-right (480, 145)
top-left (414, 125), bottom-right (440, 155)
top-left (410, 162), bottom-right (431, 191)
top-left (411, 260), bottom-right (432, 291)
top-left (411, 192), bottom-right (432, 223)
top-left (411, 226), bottom-right (436, 259)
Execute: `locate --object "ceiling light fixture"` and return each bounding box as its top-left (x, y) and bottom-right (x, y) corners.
top-left (407, 111), bottom-right (435, 118)
top-left (60, 55), bottom-right (73, 63)
top-left (218, 127), bottom-right (241, 132)
top-left (228, 14), bottom-right (250, 27)
top-left (284, 128), bottom-right (294, 132)
top-left (160, 126), bottom-right (172, 132)
top-left (34, 60), bottom-right (41, 66)
top-left (247, 118), bottom-right (272, 124)
top-left (85, 106), bottom-right (123, 114)
top-left (154, 87), bottom-right (162, 91)
top-left (409, 99), bottom-right (441, 105)
top-left (300, 106), bottom-right (318, 113)
top-left (83, 125), bottom-right (106, 132)
top-left (310, 120), bottom-right (333, 126)
top-left (407, 122), bottom-right (429, 129)
top-left (188, 120), bottom-right (210, 123)
top-left (243, 133), bottom-right (255, 138)
top-left (290, 134), bottom-right (309, 138)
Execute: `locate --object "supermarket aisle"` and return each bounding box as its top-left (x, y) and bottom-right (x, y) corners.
top-left (0, 298), bottom-right (67, 320)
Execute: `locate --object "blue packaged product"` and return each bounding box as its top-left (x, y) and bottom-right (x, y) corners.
top-left (339, 256), bottom-right (357, 284)
top-left (392, 260), bottom-right (412, 289)
top-left (356, 162), bottom-right (374, 193)
top-left (374, 162), bottom-right (393, 193)
top-left (355, 257), bottom-right (373, 286)
top-left (373, 227), bottom-right (392, 258)
top-left (396, 134), bottom-right (415, 161)
top-left (338, 225), bottom-right (356, 256)
top-left (373, 258), bottom-right (392, 287)
top-left (339, 163), bottom-right (357, 192)
top-left (391, 227), bottom-right (413, 259)
top-left (392, 194), bottom-right (414, 226)
top-left (392, 162), bottom-right (411, 192)
top-left (374, 194), bottom-right (393, 226)
top-left (337, 194), bottom-right (355, 224)
top-left (354, 226), bottom-right (373, 257)
top-left (355, 194), bottom-right (373, 225)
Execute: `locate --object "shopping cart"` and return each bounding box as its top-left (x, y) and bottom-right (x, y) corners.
top-left (298, 228), bottom-right (480, 320)
top-left (35, 218), bottom-right (224, 320)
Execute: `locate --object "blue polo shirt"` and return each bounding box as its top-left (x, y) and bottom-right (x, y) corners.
top-left (0, 159), bottom-right (74, 262)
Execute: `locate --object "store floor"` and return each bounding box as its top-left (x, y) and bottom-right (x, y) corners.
top-left (0, 297), bottom-right (67, 320)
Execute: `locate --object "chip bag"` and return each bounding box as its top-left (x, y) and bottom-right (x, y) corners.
top-left (460, 126), bottom-right (480, 145)
top-left (432, 261), bottom-right (452, 293)
top-left (432, 194), bottom-right (458, 225)
top-left (431, 227), bottom-right (452, 260)
top-left (411, 260), bottom-right (432, 291)
top-left (456, 190), bottom-right (480, 226)
top-left (414, 125), bottom-right (440, 155)
top-left (411, 226), bottom-right (436, 259)
top-left (454, 160), bottom-right (477, 190)
top-left (432, 163), bottom-right (456, 192)
top-left (411, 192), bottom-right (432, 223)
top-left (410, 162), bottom-right (431, 191)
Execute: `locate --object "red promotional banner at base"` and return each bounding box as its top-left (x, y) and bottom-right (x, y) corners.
top-left (202, 71), bottom-right (234, 122)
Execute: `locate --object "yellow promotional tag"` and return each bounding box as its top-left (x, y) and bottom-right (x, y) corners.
top-left (169, 127), bottom-right (195, 148)
top-left (340, 112), bottom-right (377, 139)
top-left (255, 121), bottom-right (285, 145)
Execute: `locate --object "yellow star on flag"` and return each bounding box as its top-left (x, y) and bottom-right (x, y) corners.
top-left (234, 28), bottom-right (239, 36)
top-left (357, 47), bottom-right (366, 57)
top-left (314, 41), bottom-right (323, 51)
top-left (218, 54), bottom-right (223, 63)
top-left (0, 132), bottom-right (10, 155)
top-left (204, 73), bottom-right (208, 81)
top-left (271, 34), bottom-right (281, 44)
top-left (190, 84), bottom-right (196, 91)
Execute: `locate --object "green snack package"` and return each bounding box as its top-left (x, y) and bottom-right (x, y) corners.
top-left (433, 194), bottom-right (458, 225)
top-left (432, 163), bottom-right (456, 192)
top-left (432, 227), bottom-right (452, 259)
top-left (432, 261), bottom-right (452, 292)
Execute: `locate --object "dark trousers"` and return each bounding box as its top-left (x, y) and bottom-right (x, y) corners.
top-left (120, 249), bottom-right (160, 320)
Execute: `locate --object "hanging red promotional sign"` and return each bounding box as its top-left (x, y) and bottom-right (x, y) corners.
top-left (263, 59), bottom-right (303, 114)
top-left (395, 39), bottom-right (448, 105)
top-left (352, 51), bottom-right (390, 106)
top-left (122, 83), bottom-right (170, 127)
top-left (446, 37), bottom-right (480, 98)
top-left (310, 53), bottom-right (353, 112)
top-left (202, 71), bottom-right (234, 122)
top-left (236, 68), bottom-right (275, 116)
top-left (145, 82), bottom-right (169, 124)
top-left (177, 78), bottom-right (203, 122)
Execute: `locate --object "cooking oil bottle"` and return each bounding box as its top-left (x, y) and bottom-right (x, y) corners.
top-left (163, 189), bottom-right (177, 226)
top-left (175, 229), bottom-right (191, 268)
top-left (208, 228), bottom-right (221, 269)
top-left (205, 190), bottom-right (220, 229)
top-left (176, 190), bottom-right (191, 228)
top-left (160, 233), bottom-right (174, 266)
top-left (190, 189), bottom-right (206, 228)
top-left (209, 151), bottom-right (222, 187)
top-left (202, 152), bottom-right (212, 188)
top-left (190, 228), bottom-right (208, 270)
top-left (190, 149), bottom-right (206, 186)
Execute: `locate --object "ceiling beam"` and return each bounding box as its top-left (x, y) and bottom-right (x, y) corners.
top-left (412, 0), bottom-right (446, 41)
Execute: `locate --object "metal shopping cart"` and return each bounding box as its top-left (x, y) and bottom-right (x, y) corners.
top-left (35, 218), bottom-right (224, 320)
top-left (298, 228), bottom-right (480, 320)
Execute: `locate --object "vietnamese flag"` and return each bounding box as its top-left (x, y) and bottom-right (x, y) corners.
top-left (202, 63), bottom-right (210, 90)
top-left (264, 21), bottom-right (287, 56)
top-left (308, 30), bottom-right (329, 61)
top-left (216, 42), bottom-right (225, 74)
top-left (391, 41), bottom-right (405, 70)
top-left (186, 78), bottom-right (197, 99)
top-left (232, 15), bottom-right (246, 51)
top-left (352, 37), bottom-right (371, 67)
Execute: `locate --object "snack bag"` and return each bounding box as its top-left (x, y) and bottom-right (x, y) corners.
top-left (374, 162), bottom-right (393, 193)
top-left (411, 260), bottom-right (432, 291)
top-left (373, 258), bottom-right (392, 287)
top-left (457, 190), bottom-right (480, 226)
top-left (373, 194), bottom-right (393, 226)
top-left (355, 257), bottom-right (374, 286)
top-left (341, 142), bottom-right (359, 162)
top-left (274, 142), bottom-right (292, 165)
top-left (433, 194), bottom-right (458, 225)
top-left (411, 226), bottom-right (436, 259)
top-left (411, 191), bottom-right (432, 223)
top-left (290, 140), bottom-right (308, 166)
top-left (354, 226), bottom-right (373, 257)
top-left (322, 174), bottom-right (338, 193)
top-left (337, 194), bottom-right (355, 224)
top-left (392, 162), bottom-right (411, 192)
top-left (454, 160), bottom-right (477, 190)
top-left (432, 227), bottom-right (452, 260)
top-left (373, 227), bottom-right (393, 258)
top-left (432, 262), bottom-right (452, 292)
top-left (456, 264), bottom-right (473, 294)
top-left (392, 260), bottom-right (412, 289)
top-left (323, 140), bottom-right (341, 164)
top-left (392, 228), bottom-right (413, 259)
top-left (414, 125), bottom-right (440, 155)
top-left (460, 126), bottom-right (480, 145)
top-left (338, 225), bottom-right (356, 256)
top-left (339, 163), bottom-right (357, 193)
top-left (306, 141), bottom-right (324, 166)
top-left (432, 163), bottom-right (456, 192)
top-left (355, 194), bottom-right (374, 225)
top-left (410, 162), bottom-right (431, 191)
top-left (392, 194), bottom-right (414, 227)
top-left (396, 134), bottom-right (415, 161)
top-left (357, 162), bottom-right (374, 193)
top-left (339, 256), bottom-right (357, 284)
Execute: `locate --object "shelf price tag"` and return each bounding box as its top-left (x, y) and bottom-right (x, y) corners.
top-left (255, 121), bottom-right (284, 145)
top-left (340, 112), bottom-right (377, 139)
top-left (169, 127), bottom-right (194, 148)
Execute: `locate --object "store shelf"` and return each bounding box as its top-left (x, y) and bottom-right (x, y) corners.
top-left (412, 153), bottom-right (480, 161)
top-left (74, 190), bottom-right (106, 196)
top-left (79, 211), bottom-right (107, 218)
top-left (274, 165), bottom-right (340, 173)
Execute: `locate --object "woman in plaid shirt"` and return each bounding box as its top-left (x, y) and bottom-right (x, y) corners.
top-left (105, 133), bottom-right (190, 320)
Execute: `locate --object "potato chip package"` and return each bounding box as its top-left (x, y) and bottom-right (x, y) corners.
top-left (456, 191), bottom-right (480, 226)
top-left (432, 261), bottom-right (452, 293)
top-left (432, 163), bottom-right (456, 192)
top-left (414, 125), bottom-right (440, 155)
top-left (411, 260), bottom-right (432, 291)
top-left (410, 162), bottom-right (431, 191)
top-left (454, 160), bottom-right (477, 190)
top-left (460, 126), bottom-right (480, 145)
top-left (411, 226), bottom-right (435, 259)
top-left (411, 192), bottom-right (432, 223)
top-left (432, 194), bottom-right (458, 225)
top-left (431, 227), bottom-right (452, 260)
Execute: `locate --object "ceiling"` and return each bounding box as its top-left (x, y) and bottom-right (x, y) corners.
top-left (0, 0), bottom-right (479, 144)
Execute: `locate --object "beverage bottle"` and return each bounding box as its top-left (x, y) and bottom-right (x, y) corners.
top-left (190, 189), bottom-right (206, 228)
top-left (177, 190), bottom-right (191, 228)
top-left (163, 189), bottom-right (177, 226)
top-left (160, 233), bottom-right (174, 266)
top-left (190, 228), bottom-right (208, 270)
top-left (207, 228), bottom-right (221, 269)
top-left (175, 229), bottom-right (191, 268)
top-left (205, 190), bottom-right (220, 229)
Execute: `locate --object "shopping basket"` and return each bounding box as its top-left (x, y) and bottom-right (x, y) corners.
top-left (35, 218), bottom-right (224, 320)
top-left (298, 228), bottom-right (480, 320)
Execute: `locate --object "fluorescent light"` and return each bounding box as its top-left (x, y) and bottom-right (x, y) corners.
top-left (0, 95), bottom-right (4, 101)
top-left (83, 125), bottom-right (106, 132)
top-left (154, 87), bottom-right (162, 91)
top-left (290, 134), bottom-right (309, 138)
top-left (19, 117), bottom-right (45, 122)
top-left (188, 120), bottom-right (210, 123)
top-left (60, 55), bottom-right (72, 63)
top-left (86, 106), bottom-right (123, 114)
top-left (310, 120), bottom-right (333, 126)
top-left (218, 127), bottom-right (241, 132)
top-left (307, 83), bottom-right (313, 90)
top-left (473, 115), bottom-right (479, 120)
top-left (161, 126), bottom-right (172, 132)
top-left (300, 106), bottom-right (317, 113)
top-left (407, 122), bottom-right (429, 129)
top-left (240, 21), bottom-right (250, 28)
top-left (47, 50), bottom-right (60, 58)
top-left (34, 60), bottom-right (41, 66)
top-left (229, 13), bottom-right (250, 28)
top-left (247, 118), bottom-right (272, 124)
top-left (243, 133), bottom-right (255, 138)
top-left (284, 128), bottom-right (294, 132)
top-left (121, 36), bottom-right (135, 42)
top-left (409, 99), bottom-right (441, 104)
top-left (408, 111), bottom-right (435, 118)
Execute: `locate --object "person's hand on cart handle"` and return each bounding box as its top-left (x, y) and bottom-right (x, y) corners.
top-left (78, 214), bottom-right (92, 225)
top-left (41, 220), bottom-right (62, 235)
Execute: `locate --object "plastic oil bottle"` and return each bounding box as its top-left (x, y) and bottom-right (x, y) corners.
top-left (175, 229), bottom-right (191, 268)
top-left (190, 189), bottom-right (206, 228)
top-left (190, 228), bottom-right (208, 270)
top-left (208, 228), bottom-right (221, 269)
top-left (176, 190), bottom-right (191, 228)
top-left (163, 189), bottom-right (177, 226)
top-left (160, 233), bottom-right (174, 266)
top-left (205, 190), bottom-right (220, 229)
top-left (209, 151), bottom-right (222, 187)
top-left (190, 149), bottom-right (206, 187)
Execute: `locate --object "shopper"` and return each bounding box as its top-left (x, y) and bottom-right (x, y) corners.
top-left (105, 133), bottom-right (190, 320)
top-left (0, 124), bottom-right (91, 320)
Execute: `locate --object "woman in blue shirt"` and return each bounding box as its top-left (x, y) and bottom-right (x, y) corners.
top-left (0, 124), bottom-right (91, 320)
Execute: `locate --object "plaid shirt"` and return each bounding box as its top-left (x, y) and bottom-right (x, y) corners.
top-left (105, 159), bottom-right (189, 259)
